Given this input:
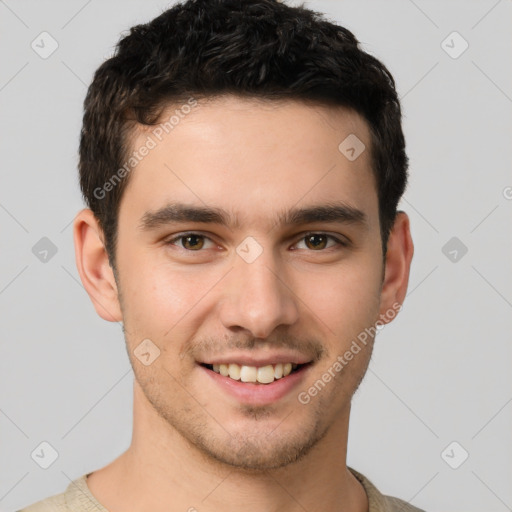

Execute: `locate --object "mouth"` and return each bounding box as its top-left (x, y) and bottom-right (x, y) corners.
top-left (197, 353), bottom-right (315, 405)
top-left (199, 361), bottom-right (311, 384)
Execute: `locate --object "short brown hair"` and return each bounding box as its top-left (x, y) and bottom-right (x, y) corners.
top-left (79, 0), bottom-right (408, 270)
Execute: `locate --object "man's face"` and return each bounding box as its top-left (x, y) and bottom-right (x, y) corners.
top-left (114, 96), bottom-right (387, 470)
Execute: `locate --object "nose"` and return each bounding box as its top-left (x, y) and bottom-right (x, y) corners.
top-left (218, 251), bottom-right (300, 339)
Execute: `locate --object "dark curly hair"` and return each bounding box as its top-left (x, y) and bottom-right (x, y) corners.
top-left (79, 0), bottom-right (408, 271)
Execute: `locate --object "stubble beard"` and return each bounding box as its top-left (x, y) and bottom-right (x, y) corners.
top-left (136, 371), bottom-right (334, 472)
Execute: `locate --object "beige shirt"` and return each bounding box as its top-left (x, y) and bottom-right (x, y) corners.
top-left (19, 467), bottom-right (425, 512)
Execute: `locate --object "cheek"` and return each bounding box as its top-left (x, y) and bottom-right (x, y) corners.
top-left (294, 259), bottom-right (382, 340)
top-left (118, 256), bottom-right (219, 339)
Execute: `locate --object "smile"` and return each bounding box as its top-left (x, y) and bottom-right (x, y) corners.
top-left (199, 358), bottom-right (313, 404)
top-left (201, 362), bottom-right (306, 384)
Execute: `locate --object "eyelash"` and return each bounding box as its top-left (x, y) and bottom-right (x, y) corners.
top-left (166, 232), bottom-right (348, 252)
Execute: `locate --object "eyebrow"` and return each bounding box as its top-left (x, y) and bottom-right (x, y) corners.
top-left (139, 201), bottom-right (367, 231)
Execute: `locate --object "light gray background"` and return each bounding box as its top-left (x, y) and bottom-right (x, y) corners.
top-left (1, 1), bottom-right (511, 511)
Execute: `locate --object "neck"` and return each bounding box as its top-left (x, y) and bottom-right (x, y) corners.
top-left (87, 381), bottom-right (368, 512)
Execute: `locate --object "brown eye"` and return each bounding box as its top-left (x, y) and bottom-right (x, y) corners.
top-left (181, 234), bottom-right (205, 250)
top-left (167, 232), bottom-right (217, 252)
top-left (304, 234), bottom-right (328, 250)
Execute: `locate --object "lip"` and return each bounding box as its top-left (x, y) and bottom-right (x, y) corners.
top-left (199, 362), bottom-right (312, 405)
top-left (199, 352), bottom-right (312, 367)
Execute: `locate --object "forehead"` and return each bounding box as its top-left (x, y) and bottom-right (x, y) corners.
top-left (120, 96), bottom-right (378, 230)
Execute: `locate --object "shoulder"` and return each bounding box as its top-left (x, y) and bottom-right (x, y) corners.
top-left (18, 474), bottom-right (106, 512)
top-left (349, 467), bottom-right (427, 512)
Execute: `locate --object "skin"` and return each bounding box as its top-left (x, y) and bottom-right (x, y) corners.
top-left (74, 95), bottom-right (413, 512)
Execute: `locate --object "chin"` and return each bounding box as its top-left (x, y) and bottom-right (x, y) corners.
top-left (189, 418), bottom-right (330, 472)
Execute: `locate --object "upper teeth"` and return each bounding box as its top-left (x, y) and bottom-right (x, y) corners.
top-left (211, 363), bottom-right (298, 384)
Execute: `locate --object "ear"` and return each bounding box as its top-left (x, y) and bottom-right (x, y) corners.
top-left (378, 211), bottom-right (414, 324)
top-left (73, 208), bottom-right (122, 322)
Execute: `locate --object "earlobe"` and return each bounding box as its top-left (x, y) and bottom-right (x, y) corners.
top-left (378, 211), bottom-right (414, 323)
top-left (73, 208), bottom-right (123, 322)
